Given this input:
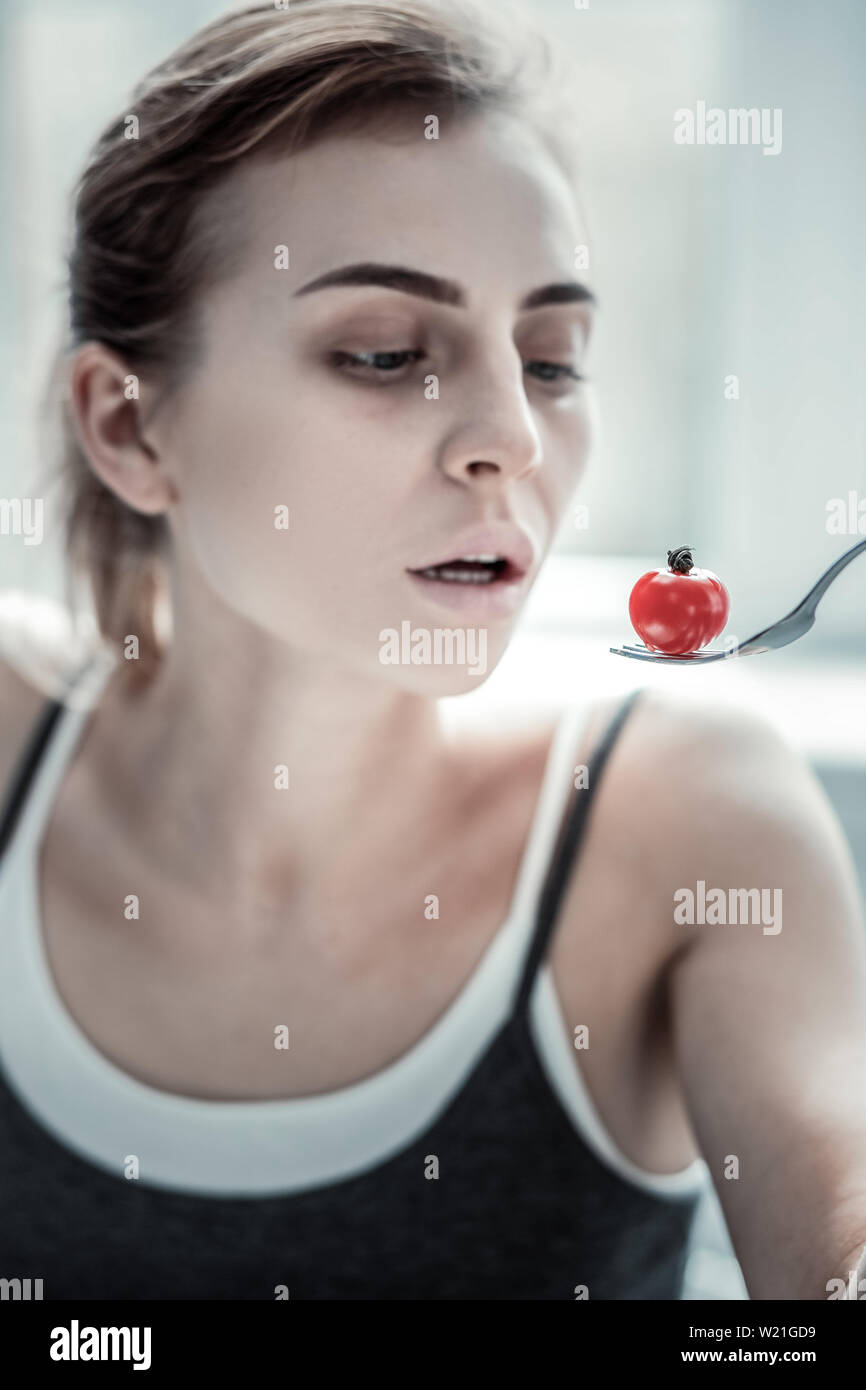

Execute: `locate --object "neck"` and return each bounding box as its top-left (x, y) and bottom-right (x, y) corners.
top-left (94, 600), bottom-right (451, 913)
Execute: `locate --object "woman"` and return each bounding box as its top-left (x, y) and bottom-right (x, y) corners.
top-left (0, 0), bottom-right (864, 1301)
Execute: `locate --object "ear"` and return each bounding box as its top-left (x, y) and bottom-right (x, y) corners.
top-left (67, 342), bottom-right (180, 515)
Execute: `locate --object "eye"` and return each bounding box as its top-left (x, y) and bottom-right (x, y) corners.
top-left (524, 360), bottom-right (586, 386)
top-left (328, 349), bottom-right (587, 389)
top-left (330, 349), bottom-right (426, 377)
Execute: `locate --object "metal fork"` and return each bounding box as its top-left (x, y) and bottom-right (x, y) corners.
top-left (610, 536), bottom-right (866, 664)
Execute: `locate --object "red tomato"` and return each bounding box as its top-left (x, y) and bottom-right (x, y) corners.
top-left (628, 546), bottom-right (729, 655)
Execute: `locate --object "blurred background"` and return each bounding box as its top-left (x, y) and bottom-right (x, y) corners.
top-left (2, 0), bottom-right (865, 1300)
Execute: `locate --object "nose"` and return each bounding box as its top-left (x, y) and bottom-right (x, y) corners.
top-left (438, 351), bottom-right (543, 489)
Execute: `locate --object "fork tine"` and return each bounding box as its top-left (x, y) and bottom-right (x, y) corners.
top-left (609, 645), bottom-right (724, 662)
top-left (624, 641), bottom-right (717, 658)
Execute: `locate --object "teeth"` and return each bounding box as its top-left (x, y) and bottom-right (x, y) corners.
top-left (460, 553), bottom-right (500, 562)
top-left (418, 566), bottom-right (496, 583)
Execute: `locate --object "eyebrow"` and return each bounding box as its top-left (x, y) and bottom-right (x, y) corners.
top-left (293, 262), bottom-right (597, 312)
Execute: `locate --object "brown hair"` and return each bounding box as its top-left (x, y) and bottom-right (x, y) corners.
top-left (44, 0), bottom-right (583, 693)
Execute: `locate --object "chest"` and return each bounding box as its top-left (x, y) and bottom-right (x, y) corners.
top-left (31, 726), bottom-right (697, 1176)
top-left (35, 796), bottom-right (639, 1079)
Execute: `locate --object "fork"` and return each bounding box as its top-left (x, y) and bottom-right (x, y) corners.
top-left (610, 536), bottom-right (866, 664)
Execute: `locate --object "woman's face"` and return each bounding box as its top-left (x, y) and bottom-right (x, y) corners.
top-left (155, 108), bottom-right (596, 693)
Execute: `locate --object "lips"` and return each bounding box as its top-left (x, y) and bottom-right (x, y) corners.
top-left (407, 522), bottom-right (537, 584)
top-left (405, 522), bottom-right (538, 617)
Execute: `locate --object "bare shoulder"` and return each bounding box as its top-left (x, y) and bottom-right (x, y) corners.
top-left (592, 681), bottom-right (825, 821)
top-left (458, 686), bottom-right (830, 864)
top-left (595, 683), bottom-right (863, 951)
top-left (619, 683), bottom-right (841, 839)
top-left (0, 590), bottom-right (97, 798)
top-left (0, 652), bottom-right (46, 805)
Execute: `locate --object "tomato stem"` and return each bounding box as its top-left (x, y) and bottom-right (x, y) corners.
top-left (667, 545), bottom-right (695, 574)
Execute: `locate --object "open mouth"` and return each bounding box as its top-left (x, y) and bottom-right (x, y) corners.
top-left (408, 555), bottom-right (521, 585)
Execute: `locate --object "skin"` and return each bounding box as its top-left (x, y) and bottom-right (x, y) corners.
top-left (66, 109), bottom-right (596, 899)
top-left (2, 109), bottom-right (865, 1300)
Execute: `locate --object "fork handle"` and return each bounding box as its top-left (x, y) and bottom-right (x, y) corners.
top-left (793, 536), bottom-right (866, 612)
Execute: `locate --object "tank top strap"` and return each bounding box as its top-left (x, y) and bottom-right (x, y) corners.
top-left (509, 686), bottom-right (646, 1020)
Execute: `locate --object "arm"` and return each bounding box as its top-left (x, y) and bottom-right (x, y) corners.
top-left (648, 695), bottom-right (866, 1300)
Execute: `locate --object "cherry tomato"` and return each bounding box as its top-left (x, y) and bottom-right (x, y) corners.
top-left (628, 546), bottom-right (729, 655)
